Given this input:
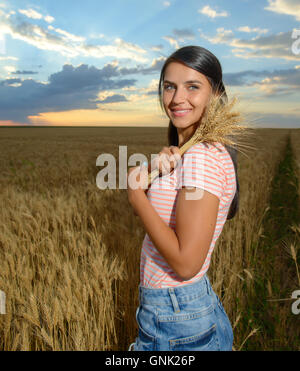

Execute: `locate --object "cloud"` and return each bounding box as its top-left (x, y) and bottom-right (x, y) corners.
top-left (199, 27), bottom-right (234, 44)
top-left (118, 56), bottom-right (166, 75)
top-left (44, 15), bottom-right (54, 24)
top-left (237, 26), bottom-right (269, 35)
top-left (223, 66), bottom-right (300, 97)
top-left (223, 70), bottom-right (268, 86)
top-left (2, 13), bottom-right (148, 62)
top-left (48, 25), bottom-right (85, 42)
top-left (0, 77), bottom-right (22, 86)
top-left (249, 67), bottom-right (300, 96)
top-left (199, 27), bottom-right (300, 61)
top-left (150, 44), bottom-right (164, 51)
top-left (47, 63), bottom-right (134, 92)
top-left (162, 35), bottom-right (179, 49)
top-left (264, 0), bottom-right (300, 21)
top-left (0, 63), bottom-right (136, 123)
top-left (122, 79), bottom-right (159, 97)
top-left (199, 5), bottom-right (229, 18)
top-left (141, 56), bottom-right (166, 74)
top-left (162, 28), bottom-right (195, 50)
top-left (0, 56), bottom-right (18, 61)
top-left (18, 9), bottom-right (43, 20)
top-left (231, 31), bottom-right (300, 61)
top-left (163, 1), bottom-right (171, 7)
top-left (12, 70), bottom-right (38, 75)
top-left (143, 79), bottom-right (159, 95)
top-left (95, 93), bottom-right (128, 104)
top-left (3, 65), bottom-right (16, 73)
top-left (18, 8), bottom-right (55, 23)
top-left (114, 37), bottom-right (146, 55)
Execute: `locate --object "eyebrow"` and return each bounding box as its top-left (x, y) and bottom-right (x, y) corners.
top-left (163, 80), bottom-right (203, 85)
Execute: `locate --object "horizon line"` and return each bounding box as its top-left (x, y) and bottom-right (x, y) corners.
top-left (0, 125), bottom-right (299, 129)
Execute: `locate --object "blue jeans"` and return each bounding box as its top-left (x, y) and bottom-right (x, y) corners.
top-left (128, 274), bottom-right (233, 351)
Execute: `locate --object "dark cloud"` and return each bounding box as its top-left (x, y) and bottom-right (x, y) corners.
top-left (146, 90), bottom-right (157, 95)
top-left (47, 64), bottom-right (125, 93)
top-left (223, 67), bottom-right (300, 96)
top-left (0, 63), bottom-right (136, 123)
top-left (95, 94), bottom-right (128, 104)
top-left (118, 57), bottom-right (166, 76)
top-left (223, 69), bottom-right (269, 86)
top-left (0, 78), bottom-right (22, 86)
top-left (12, 70), bottom-right (38, 75)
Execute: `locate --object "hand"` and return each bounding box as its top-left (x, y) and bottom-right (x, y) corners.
top-left (151, 146), bottom-right (181, 176)
top-left (127, 162), bottom-right (148, 204)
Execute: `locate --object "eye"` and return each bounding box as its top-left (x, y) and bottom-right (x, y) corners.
top-left (188, 85), bottom-right (199, 90)
top-left (163, 84), bottom-right (174, 91)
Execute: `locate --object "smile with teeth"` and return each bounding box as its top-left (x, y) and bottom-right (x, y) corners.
top-left (171, 109), bottom-right (192, 117)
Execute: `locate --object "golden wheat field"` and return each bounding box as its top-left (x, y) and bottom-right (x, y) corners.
top-left (0, 126), bottom-right (299, 351)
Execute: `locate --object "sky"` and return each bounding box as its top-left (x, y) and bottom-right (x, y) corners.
top-left (0, 0), bottom-right (300, 128)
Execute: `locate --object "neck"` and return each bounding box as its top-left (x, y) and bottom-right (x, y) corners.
top-left (177, 126), bottom-right (197, 147)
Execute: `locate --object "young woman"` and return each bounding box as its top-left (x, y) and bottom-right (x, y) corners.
top-left (127, 46), bottom-right (238, 351)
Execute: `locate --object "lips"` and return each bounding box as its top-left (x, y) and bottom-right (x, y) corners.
top-left (170, 108), bottom-right (192, 117)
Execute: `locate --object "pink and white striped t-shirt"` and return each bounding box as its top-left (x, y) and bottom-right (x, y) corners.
top-left (140, 141), bottom-right (237, 288)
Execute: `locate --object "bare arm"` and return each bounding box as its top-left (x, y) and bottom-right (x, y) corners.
top-left (128, 185), bottom-right (219, 280)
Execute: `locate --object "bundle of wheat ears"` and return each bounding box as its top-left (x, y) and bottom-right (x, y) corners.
top-left (147, 92), bottom-right (256, 186)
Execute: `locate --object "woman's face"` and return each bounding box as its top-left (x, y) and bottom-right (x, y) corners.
top-left (162, 61), bottom-right (213, 141)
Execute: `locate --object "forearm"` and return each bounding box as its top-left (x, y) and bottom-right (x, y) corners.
top-left (129, 190), bottom-right (184, 278)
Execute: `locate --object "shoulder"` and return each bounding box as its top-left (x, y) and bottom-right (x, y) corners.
top-left (178, 142), bottom-right (232, 199)
top-left (183, 142), bottom-right (229, 167)
top-left (185, 141), bottom-right (227, 155)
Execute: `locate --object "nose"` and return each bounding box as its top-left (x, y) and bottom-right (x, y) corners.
top-left (171, 86), bottom-right (186, 105)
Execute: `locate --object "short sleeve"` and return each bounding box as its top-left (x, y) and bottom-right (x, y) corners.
top-left (176, 143), bottom-right (226, 200)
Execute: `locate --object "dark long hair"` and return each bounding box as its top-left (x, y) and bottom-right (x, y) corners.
top-left (158, 45), bottom-right (239, 220)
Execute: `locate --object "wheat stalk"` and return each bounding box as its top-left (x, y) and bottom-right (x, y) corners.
top-left (147, 92), bottom-right (256, 186)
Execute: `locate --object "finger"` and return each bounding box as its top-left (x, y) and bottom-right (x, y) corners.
top-left (170, 146), bottom-right (181, 158)
top-left (157, 153), bottom-right (166, 174)
top-left (170, 147), bottom-right (181, 166)
top-left (169, 154), bottom-right (178, 169)
top-left (161, 147), bottom-right (170, 154)
top-left (160, 148), bottom-right (174, 166)
top-left (150, 155), bottom-right (158, 171)
top-left (155, 153), bottom-right (166, 175)
top-left (152, 155), bottom-right (163, 175)
top-left (172, 152), bottom-right (181, 164)
top-left (161, 153), bottom-right (173, 174)
top-left (165, 147), bottom-right (174, 157)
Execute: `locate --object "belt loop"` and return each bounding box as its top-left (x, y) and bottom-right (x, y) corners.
top-left (205, 274), bottom-right (211, 295)
top-left (168, 287), bottom-right (180, 313)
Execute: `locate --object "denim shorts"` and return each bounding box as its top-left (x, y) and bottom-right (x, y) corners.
top-left (128, 274), bottom-right (233, 351)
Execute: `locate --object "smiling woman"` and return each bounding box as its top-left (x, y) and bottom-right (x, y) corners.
top-left (127, 45), bottom-right (239, 351)
top-left (162, 62), bottom-right (213, 147)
